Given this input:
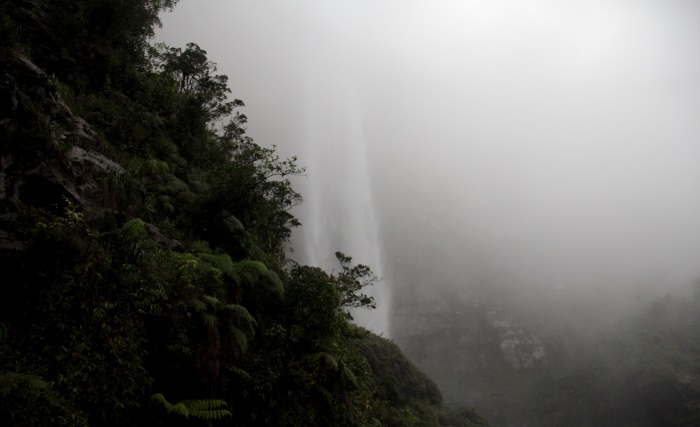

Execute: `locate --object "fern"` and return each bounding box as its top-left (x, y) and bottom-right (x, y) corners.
top-left (121, 218), bottom-right (147, 240)
top-left (342, 366), bottom-right (358, 389)
top-left (177, 190), bottom-right (198, 204)
top-left (0, 372), bottom-right (49, 398)
top-left (233, 260), bottom-right (268, 283)
top-left (222, 214), bottom-right (245, 232)
top-left (201, 294), bottom-right (221, 306)
top-left (157, 195), bottom-right (175, 213)
top-left (151, 393), bottom-right (232, 422)
top-left (184, 399), bottom-right (232, 420)
top-left (230, 326), bottom-right (249, 354)
top-left (201, 313), bottom-right (218, 330)
top-left (220, 304), bottom-right (256, 330)
top-left (226, 365), bottom-right (251, 380)
top-left (165, 177), bottom-right (189, 194)
top-left (187, 298), bottom-right (207, 313)
top-left (197, 253), bottom-right (235, 277)
top-left (315, 384), bottom-right (334, 405)
top-left (142, 159), bottom-right (170, 176)
top-left (263, 269), bottom-right (284, 298)
top-left (232, 260), bottom-right (284, 298)
top-left (307, 352), bottom-right (339, 370)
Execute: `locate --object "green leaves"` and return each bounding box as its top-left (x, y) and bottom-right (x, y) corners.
top-left (197, 252), bottom-right (235, 277)
top-left (159, 42), bottom-right (234, 123)
top-left (121, 218), bottom-right (147, 240)
top-left (342, 366), bottom-right (358, 389)
top-left (151, 392), bottom-right (232, 421)
top-left (233, 260), bottom-right (284, 298)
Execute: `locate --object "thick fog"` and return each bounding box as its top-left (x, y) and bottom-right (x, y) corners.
top-left (158, 0), bottom-right (700, 335)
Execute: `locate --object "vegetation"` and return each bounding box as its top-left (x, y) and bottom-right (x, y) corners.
top-left (0, 1), bottom-right (487, 425)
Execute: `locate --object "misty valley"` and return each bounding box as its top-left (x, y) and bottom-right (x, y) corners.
top-left (4, 1), bottom-right (700, 427)
top-left (393, 277), bottom-right (700, 426)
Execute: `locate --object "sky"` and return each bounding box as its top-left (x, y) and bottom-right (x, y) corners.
top-left (158, 0), bottom-right (700, 332)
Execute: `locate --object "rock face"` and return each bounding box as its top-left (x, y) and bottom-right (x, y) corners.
top-left (485, 310), bottom-right (546, 370)
top-left (391, 284), bottom-right (551, 425)
top-left (0, 53), bottom-right (121, 219)
top-left (0, 53), bottom-right (176, 248)
top-left (393, 289), bottom-right (547, 377)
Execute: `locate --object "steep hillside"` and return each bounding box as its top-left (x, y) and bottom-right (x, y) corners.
top-left (0, 1), bottom-right (488, 426)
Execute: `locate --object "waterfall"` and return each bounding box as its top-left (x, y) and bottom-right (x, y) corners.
top-left (291, 76), bottom-right (391, 337)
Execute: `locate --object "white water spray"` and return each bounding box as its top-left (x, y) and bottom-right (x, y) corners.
top-left (292, 69), bottom-right (391, 337)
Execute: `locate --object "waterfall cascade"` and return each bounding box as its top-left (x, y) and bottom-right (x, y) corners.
top-left (291, 81), bottom-right (391, 337)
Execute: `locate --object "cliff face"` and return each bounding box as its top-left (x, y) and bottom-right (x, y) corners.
top-left (484, 309), bottom-right (546, 371)
top-left (392, 281), bottom-right (700, 427)
top-left (392, 286), bottom-right (557, 426)
top-left (0, 53), bottom-right (120, 226)
top-left (393, 289), bottom-right (547, 376)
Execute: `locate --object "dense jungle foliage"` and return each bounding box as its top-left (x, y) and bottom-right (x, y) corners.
top-left (0, 1), bottom-right (488, 426)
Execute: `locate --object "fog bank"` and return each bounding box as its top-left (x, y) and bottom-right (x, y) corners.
top-left (159, 0), bottom-right (700, 330)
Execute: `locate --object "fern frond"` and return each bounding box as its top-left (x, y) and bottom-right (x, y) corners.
top-left (233, 261), bottom-right (284, 298)
top-left (143, 159), bottom-right (170, 175)
top-left (157, 195), bottom-right (175, 213)
top-left (230, 326), bottom-right (249, 354)
top-left (177, 190), bottom-right (198, 204)
top-left (308, 352), bottom-right (338, 370)
top-left (0, 372), bottom-right (49, 398)
top-left (226, 366), bottom-right (251, 380)
top-left (232, 260), bottom-right (267, 285)
top-left (315, 384), bottom-right (334, 404)
top-left (201, 294), bottom-right (220, 306)
top-left (263, 269), bottom-right (284, 298)
top-left (182, 399), bottom-right (231, 420)
top-left (198, 253), bottom-right (234, 276)
top-left (249, 244), bottom-right (267, 261)
top-left (187, 298), bottom-right (207, 313)
top-left (121, 218), bottom-right (147, 240)
top-left (222, 215), bottom-right (245, 232)
top-left (182, 399), bottom-right (228, 412)
top-left (219, 304), bottom-right (256, 330)
top-left (165, 177), bottom-right (189, 194)
top-left (201, 313), bottom-right (218, 330)
top-left (190, 408), bottom-right (232, 420)
top-left (151, 393), bottom-right (178, 414)
top-left (151, 393), bottom-right (232, 420)
top-left (342, 366), bottom-right (358, 388)
top-left (226, 269), bottom-right (242, 285)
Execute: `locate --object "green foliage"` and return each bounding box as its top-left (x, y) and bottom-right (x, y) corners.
top-left (151, 392), bottom-right (232, 422)
top-left (159, 42), bottom-right (235, 123)
top-left (0, 2), bottom-right (490, 426)
top-left (356, 334), bottom-right (443, 406)
top-left (0, 372), bottom-right (88, 427)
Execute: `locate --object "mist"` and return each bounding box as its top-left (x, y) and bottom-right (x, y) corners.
top-left (159, 0), bottom-right (700, 316)
top-left (157, 1), bottom-right (700, 424)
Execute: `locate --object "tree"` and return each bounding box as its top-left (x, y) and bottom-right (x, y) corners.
top-left (334, 251), bottom-right (378, 312)
top-left (160, 42), bottom-right (237, 123)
